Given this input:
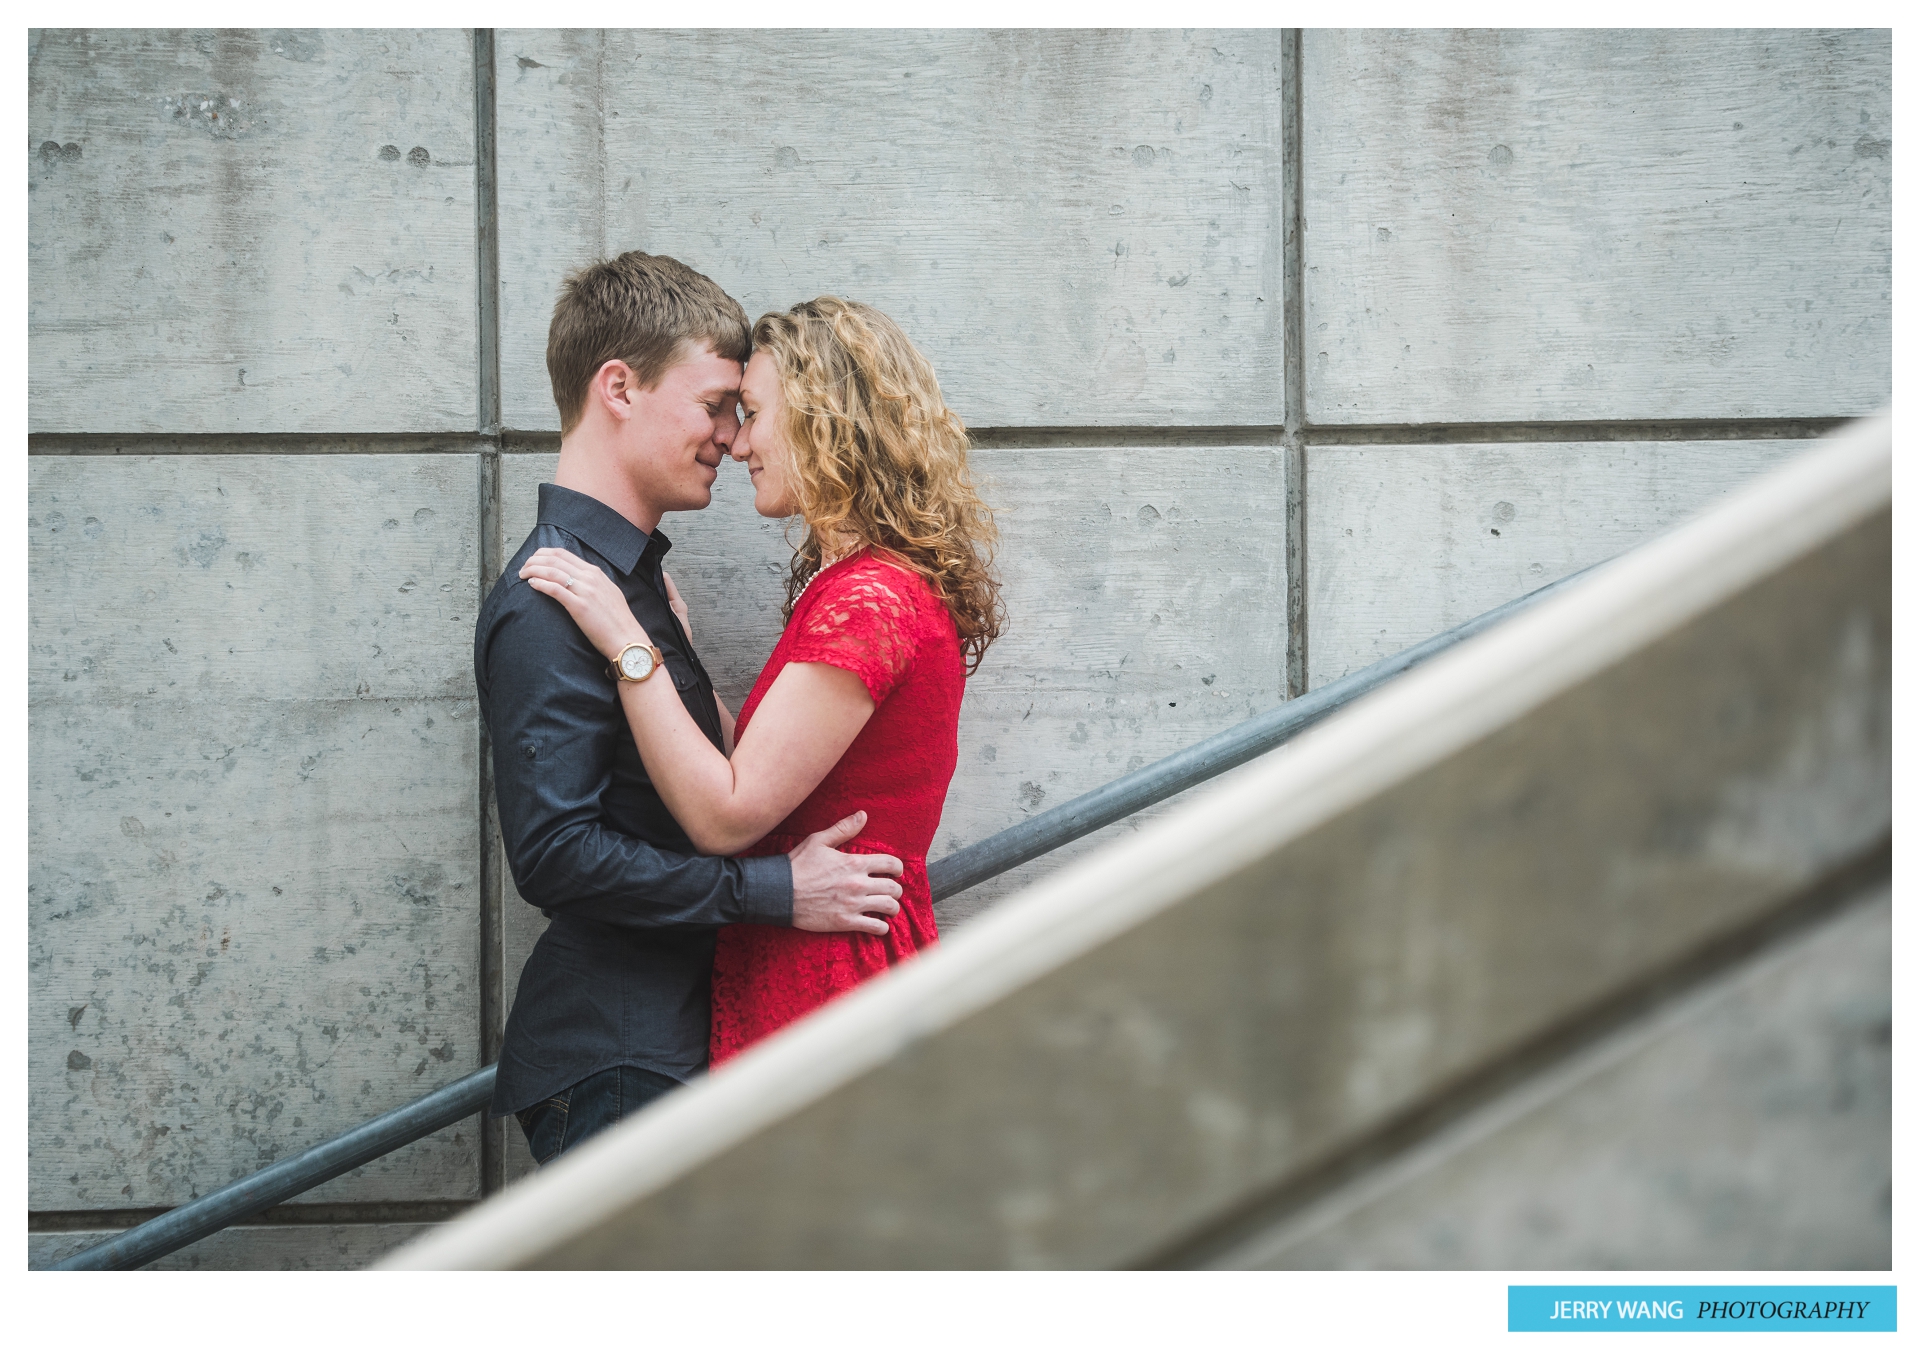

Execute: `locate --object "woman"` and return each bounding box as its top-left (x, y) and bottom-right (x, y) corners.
top-left (520, 297), bottom-right (1002, 1063)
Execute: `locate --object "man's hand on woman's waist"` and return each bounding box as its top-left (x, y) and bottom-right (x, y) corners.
top-left (789, 810), bottom-right (904, 936)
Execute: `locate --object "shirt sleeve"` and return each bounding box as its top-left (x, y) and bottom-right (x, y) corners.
top-left (480, 582), bottom-right (792, 929)
top-left (785, 561), bottom-right (923, 706)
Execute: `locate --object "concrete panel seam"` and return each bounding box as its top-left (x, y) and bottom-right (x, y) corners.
top-left (478, 443), bottom-right (503, 1189)
top-left (30, 419), bottom-right (1855, 457)
top-left (969, 426), bottom-right (1287, 449)
top-left (474, 28), bottom-right (502, 436)
top-left (1304, 418), bottom-right (1857, 447)
top-left (1280, 29), bottom-right (1308, 700)
top-left (593, 31), bottom-right (608, 261)
top-left (478, 445), bottom-right (505, 1196)
top-left (30, 433), bottom-right (503, 455)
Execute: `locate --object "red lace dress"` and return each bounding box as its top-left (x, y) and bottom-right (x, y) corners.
top-left (709, 550), bottom-right (964, 1064)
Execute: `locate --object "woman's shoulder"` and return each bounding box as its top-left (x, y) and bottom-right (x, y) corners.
top-left (807, 551), bottom-right (944, 623)
top-left (792, 552), bottom-right (958, 683)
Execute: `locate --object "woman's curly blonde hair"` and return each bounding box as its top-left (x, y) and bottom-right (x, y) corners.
top-left (753, 297), bottom-right (1004, 673)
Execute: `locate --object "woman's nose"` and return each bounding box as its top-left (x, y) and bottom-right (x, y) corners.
top-left (728, 427), bottom-right (751, 461)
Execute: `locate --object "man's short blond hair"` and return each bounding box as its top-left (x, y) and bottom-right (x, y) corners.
top-left (546, 251), bottom-right (750, 435)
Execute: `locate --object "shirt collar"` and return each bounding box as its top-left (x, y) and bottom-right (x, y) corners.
top-left (537, 482), bottom-right (651, 577)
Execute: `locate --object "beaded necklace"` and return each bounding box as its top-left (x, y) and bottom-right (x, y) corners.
top-left (792, 547), bottom-right (855, 608)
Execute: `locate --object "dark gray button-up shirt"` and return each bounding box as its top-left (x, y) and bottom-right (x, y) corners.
top-left (476, 483), bottom-right (792, 1116)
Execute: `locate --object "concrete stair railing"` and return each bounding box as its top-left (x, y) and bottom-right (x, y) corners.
top-left (382, 413), bottom-right (1890, 1270)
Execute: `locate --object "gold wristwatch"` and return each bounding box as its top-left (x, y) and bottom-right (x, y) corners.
top-left (611, 642), bottom-right (664, 683)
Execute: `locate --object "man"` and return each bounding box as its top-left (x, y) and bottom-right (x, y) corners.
top-left (475, 251), bottom-right (904, 1164)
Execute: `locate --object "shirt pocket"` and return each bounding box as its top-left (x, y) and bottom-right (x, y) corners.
top-left (659, 646), bottom-right (703, 694)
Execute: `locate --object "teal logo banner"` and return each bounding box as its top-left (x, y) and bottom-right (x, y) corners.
top-left (1509, 1286), bottom-right (1895, 1332)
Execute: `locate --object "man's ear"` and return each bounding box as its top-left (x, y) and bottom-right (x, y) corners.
top-left (590, 359), bottom-right (637, 423)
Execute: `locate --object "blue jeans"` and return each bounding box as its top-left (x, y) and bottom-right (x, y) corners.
top-left (514, 1063), bottom-right (682, 1166)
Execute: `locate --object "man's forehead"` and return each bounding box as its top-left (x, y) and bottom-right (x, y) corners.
top-left (674, 343), bottom-right (744, 395)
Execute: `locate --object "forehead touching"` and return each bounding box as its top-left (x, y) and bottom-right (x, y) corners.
top-left (740, 351), bottom-right (781, 404)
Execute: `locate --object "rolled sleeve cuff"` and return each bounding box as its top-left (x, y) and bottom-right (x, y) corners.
top-left (737, 852), bottom-right (794, 926)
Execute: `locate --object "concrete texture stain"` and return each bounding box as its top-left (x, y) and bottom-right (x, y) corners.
top-left (165, 93), bottom-right (255, 139)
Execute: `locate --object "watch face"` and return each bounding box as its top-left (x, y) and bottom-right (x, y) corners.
top-left (620, 646), bottom-right (655, 680)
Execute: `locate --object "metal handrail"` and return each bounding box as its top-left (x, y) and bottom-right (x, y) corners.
top-left (53, 1066), bottom-right (497, 1271)
top-left (927, 559), bottom-right (1597, 900)
top-left (53, 561), bottom-right (1597, 1270)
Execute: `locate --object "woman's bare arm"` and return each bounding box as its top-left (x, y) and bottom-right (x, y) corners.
top-left (616, 660), bottom-right (871, 853)
top-left (521, 546), bottom-right (878, 854)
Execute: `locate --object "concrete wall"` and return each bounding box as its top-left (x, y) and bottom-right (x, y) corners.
top-left (28, 28), bottom-right (1889, 1266)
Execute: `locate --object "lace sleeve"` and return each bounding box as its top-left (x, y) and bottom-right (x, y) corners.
top-left (786, 561), bottom-right (924, 706)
